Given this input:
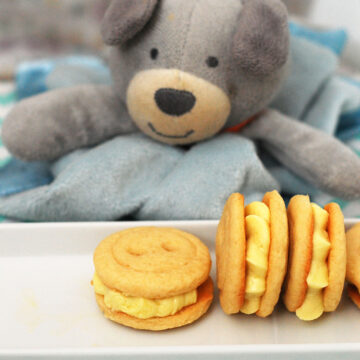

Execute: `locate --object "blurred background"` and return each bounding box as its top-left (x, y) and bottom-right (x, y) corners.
top-left (0, 0), bottom-right (108, 79)
top-left (0, 0), bottom-right (360, 80)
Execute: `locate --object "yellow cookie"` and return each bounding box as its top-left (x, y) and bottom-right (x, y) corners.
top-left (346, 222), bottom-right (360, 308)
top-left (216, 193), bottom-right (246, 314)
top-left (93, 227), bottom-right (212, 330)
top-left (284, 196), bottom-right (346, 321)
top-left (346, 223), bottom-right (360, 292)
top-left (283, 195), bottom-right (313, 312)
top-left (216, 190), bottom-right (288, 317)
top-left (323, 203), bottom-right (346, 312)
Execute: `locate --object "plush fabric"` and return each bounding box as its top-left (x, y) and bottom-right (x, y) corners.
top-left (233, 0), bottom-right (289, 76)
top-left (338, 106), bottom-right (360, 141)
top-left (289, 22), bottom-right (348, 55)
top-left (3, 0), bottom-right (290, 158)
top-left (101, 0), bottom-right (159, 45)
top-left (0, 158), bottom-right (52, 197)
top-left (0, 82), bottom-right (15, 168)
top-left (0, 133), bottom-right (278, 221)
top-left (266, 37), bottom-right (360, 199)
top-left (2, 85), bottom-right (136, 161)
top-left (126, 69), bottom-right (231, 145)
top-left (271, 36), bottom-right (338, 119)
top-left (107, 0), bottom-right (289, 134)
top-left (1, 32), bottom-right (360, 221)
top-left (137, 134), bottom-right (279, 220)
top-left (242, 109), bottom-right (360, 199)
top-left (16, 56), bottom-right (111, 100)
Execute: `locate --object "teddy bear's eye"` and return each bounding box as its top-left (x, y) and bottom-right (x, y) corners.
top-left (150, 48), bottom-right (159, 60)
top-left (206, 56), bottom-right (219, 68)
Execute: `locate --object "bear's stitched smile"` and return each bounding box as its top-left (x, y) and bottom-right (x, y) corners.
top-left (148, 123), bottom-right (195, 139)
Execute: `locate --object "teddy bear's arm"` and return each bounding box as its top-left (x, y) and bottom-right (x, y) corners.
top-left (2, 84), bottom-right (136, 162)
top-left (242, 109), bottom-right (360, 199)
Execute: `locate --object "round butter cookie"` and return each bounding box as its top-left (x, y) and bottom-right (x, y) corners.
top-left (346, 223), bottom-right (360, 308)
top-left (346, 223), bottom-right (360, 293)
top-left (94, 227), bottom-right (211, 299)
top-left (283, 195), bottom-right (313, 312)
top-left (257, 190), bottom-right (289, 318)
top-left (216, 193), bottom-right (246, 314)
top-left (93, 227), bottom-right (212, 331)
top-left (95, 277), bottom-right (214, 331)
top-left (323, 203), bottom-right (346, 312)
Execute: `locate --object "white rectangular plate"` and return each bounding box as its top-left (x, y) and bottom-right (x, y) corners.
top-left (1, 220), bottom-right (360, 359)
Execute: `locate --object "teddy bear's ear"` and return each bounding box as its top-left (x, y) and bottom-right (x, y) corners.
top-left (101, 0), bottom-right (159, 46)
top-left (233, 0), bottom-right (290, 76)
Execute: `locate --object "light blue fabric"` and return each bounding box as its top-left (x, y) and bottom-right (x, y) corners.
top-left (0, 158), bottom-right (53, 197)
top-left (337, 108), bottom-right (360, 141)
top-left (337, 79), bottom-right (360, 141)
top-left (312, 78), bottom-right (360, 217)
top-left (304, 77), bottom-right (360, 134)
top-left (16, 56), bottom-right (111, 100)
top-left (271, 36), bottom-right (338, 119)
top-left (0, 133), bottom-right (278, 221)
top-left (289, 22), bottom-right (348, 55)
top-left (138, 134), bottom-right (279, 220)
top-left (268, 35), bottom-right (360, 200)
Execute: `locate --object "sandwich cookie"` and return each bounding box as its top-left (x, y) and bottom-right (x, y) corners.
top-left (93, 227), bottom-right (213, 331)
top-left (345, 223), bottom-right (360, 308)
top-left (283, 195), bottom-right (346, 321)
top-left (216, 190), bottom-right (288, 317)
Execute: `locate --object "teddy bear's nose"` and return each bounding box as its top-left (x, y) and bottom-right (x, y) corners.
top-left (155, 88), bottom-right (196, 116)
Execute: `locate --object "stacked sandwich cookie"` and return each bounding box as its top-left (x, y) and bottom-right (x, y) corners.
top-left (284, 195), bottom-right (346, 321)
top-left (216, 190), bottom-right (289, 317)
top-left (216, 191), bottom-right (347, 321)
top-left (92, 227), bottom-right (213, 331)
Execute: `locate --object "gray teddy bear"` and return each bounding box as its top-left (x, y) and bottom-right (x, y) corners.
top-left (1, 0), bottom-right (360, 221)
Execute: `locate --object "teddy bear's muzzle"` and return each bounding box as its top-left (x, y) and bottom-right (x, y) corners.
top-left (126, 69), bottom-right (231, 145)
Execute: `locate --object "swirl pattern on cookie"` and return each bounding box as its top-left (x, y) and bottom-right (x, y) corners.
top-left (94, 227), bottom-right (211, 299)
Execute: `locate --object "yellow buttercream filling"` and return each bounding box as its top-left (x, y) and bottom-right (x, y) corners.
top-left (240, 202), bottom-right (271, 315)
top-left (296, 203), bottom-right (331, 321)
top-left (92, 273), bottom-right (197, 319)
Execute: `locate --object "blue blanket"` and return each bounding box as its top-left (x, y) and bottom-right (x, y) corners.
top-left (1, 23), bottom-right (360, 221)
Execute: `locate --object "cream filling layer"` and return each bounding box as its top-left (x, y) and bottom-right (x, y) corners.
top-left (240, 202), bottom-right (271, 315)
top-left (296, 203), bottom-right (331, 321)
top-left (93, 273), bottom-right (197, 319)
